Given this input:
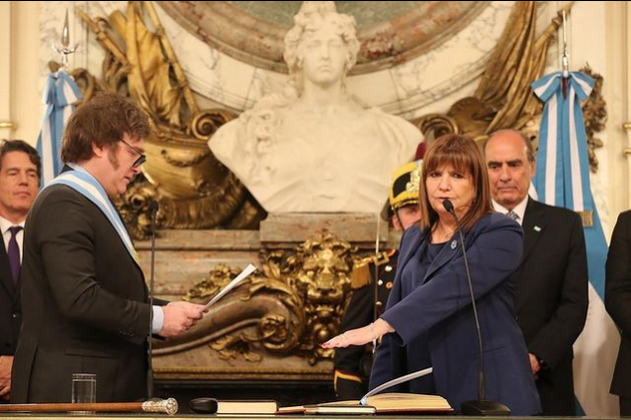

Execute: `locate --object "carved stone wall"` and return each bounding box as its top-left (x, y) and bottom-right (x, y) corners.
top-left (135, 214), bottom-right (399, 383)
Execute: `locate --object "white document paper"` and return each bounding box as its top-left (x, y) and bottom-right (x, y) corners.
top-left (203, 263), bottom-right (257, 311)
top-left (360, 367), bottom-right (433, 405)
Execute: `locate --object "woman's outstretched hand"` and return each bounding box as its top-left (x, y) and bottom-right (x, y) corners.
top-left (321, 325), bottom-right (372, 348)
top-left (321, 319), bottom-right (395, 348)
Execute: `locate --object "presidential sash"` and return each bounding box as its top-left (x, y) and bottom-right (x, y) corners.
top-left (45, 165), bottom-right (139, 265)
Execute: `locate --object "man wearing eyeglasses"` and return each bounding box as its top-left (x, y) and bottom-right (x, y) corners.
top-left (11, 93), bottom-right (206, 403)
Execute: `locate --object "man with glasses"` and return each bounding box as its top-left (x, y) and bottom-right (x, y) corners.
top-left (120, 138), bottom-right (146, 168)
top-left (11, 92), bottom-right (206, 403)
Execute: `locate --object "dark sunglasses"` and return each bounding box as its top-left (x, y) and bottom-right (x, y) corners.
top-left (120, 139), bottom-right (147, 168)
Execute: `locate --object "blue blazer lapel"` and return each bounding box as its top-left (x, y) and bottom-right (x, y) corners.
top-left (397, 227), bottom-right (425, 272)
top-left (423, 236), bottom-right (461, 283)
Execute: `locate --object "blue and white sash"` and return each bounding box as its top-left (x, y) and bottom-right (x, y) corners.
top-left (45, 165), bottom-right (139, 265)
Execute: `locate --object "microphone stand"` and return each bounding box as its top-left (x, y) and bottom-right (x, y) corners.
top-left (443, 200), bottom-right (510, 416)
top-left (372, 212), bottom-right (381, 352)
top-left (147, 200), bottom-right (159, 399)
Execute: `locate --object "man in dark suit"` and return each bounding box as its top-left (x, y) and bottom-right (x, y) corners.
top-left (334, 160), bottom-right (422, 399)
top-left (0, 140), bottom-right (40, 402)
top-left (484, 129), bottom-right (588, 416)
top-left (605, 211), bottom-right (631, 416)
top-left (11, 93), bottom-right (205, 403)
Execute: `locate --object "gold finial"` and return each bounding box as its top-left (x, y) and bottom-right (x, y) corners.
top-left (52, 9), bottom-right (78, 72)
top-left (561, 10), bottom-right (569, 77)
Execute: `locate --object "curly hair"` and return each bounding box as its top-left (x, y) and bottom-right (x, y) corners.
top-left (283, 1), bottom-right (360, 94)
top-left (61, 92), bottom-right (150, 163)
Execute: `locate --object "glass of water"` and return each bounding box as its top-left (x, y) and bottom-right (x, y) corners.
top-left (71, 373), bottom-right (96, 414)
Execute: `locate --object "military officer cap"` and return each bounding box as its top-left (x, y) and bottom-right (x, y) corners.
top-left (389, 159), bottom-right (423, 213)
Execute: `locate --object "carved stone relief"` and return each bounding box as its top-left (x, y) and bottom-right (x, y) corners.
top-left (152, 230), bottom-right (357, 380)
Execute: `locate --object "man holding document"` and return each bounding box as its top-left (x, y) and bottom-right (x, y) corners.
top-left (11, 93), bottom-right (205, 403)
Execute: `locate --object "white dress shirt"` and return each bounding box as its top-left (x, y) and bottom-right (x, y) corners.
top-left (492, 196), bottom-right (529, 226)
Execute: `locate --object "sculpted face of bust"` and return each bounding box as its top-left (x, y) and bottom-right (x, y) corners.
top-left (298, 18), bottom-right (349, 88)
top-left (283, 4), bottom-right (360, 93)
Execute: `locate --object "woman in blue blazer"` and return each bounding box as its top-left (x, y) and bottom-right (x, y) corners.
top-left (324, 134), bottom-right (540, 415)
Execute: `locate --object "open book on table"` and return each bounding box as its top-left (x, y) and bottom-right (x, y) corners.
top-left (276, 392), bottom-right (453, 415)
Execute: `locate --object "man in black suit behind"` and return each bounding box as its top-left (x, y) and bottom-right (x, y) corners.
top-left (484, 129), bottom-right (588, 416)
top-left (0, 140), bottom-right (40, 402)
top-left (11, 93), bottom-right (205, 403)
top-left (605, 211), bottom-right (631, 416)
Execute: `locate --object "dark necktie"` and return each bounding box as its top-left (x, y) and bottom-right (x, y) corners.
top-left (8, 226), bottom-right (23, 285)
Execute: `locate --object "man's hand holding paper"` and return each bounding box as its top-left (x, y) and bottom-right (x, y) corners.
top-left (159, 301), bottom-right (206, 337)
top-left (203, 264), bottom-right (257, 311)
top-left (159, 264), bottom-right (256, 338)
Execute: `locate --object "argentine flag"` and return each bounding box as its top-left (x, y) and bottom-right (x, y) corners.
top-left (36, 70), bottom-right (82, 186)
top-left (532, 71), bottom-right (619, 416)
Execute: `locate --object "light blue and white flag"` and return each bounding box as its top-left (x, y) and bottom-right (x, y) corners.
top-left (36, 70), bottom-right (82, 186)
top-left (532, 71), bottom-right (619, 416)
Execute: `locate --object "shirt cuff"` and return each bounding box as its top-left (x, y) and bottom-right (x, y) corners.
top-left (152, 305), bottom-right (164, 334)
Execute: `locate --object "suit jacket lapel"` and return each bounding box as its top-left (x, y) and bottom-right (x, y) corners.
top-left (398, 227), bottom-right (465, 284)
top-left (423, 237), bottom-right (461, 283)
top-left (55, 166), bottom-right (143, 271)
top-left (0, 242), bottom-right (16, 299)
top-left (521, 198), bottom-right (546, 263)
top-left (397, 227), bottom-right (425, 272)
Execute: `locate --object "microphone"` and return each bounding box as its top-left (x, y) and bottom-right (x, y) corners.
top-left (147, 199), bottom-right (159, 398)
top-left (442, 199), bottom-right (510, 416)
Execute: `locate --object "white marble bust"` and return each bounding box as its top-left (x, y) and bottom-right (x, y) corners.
top-left (209, 1), bottom-right (422, 213)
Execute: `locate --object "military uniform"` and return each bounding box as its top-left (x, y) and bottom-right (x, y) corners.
top-left (333, 250), bottom-right (398, 399)
top-left (333, 158), bottom-right (422, 400)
